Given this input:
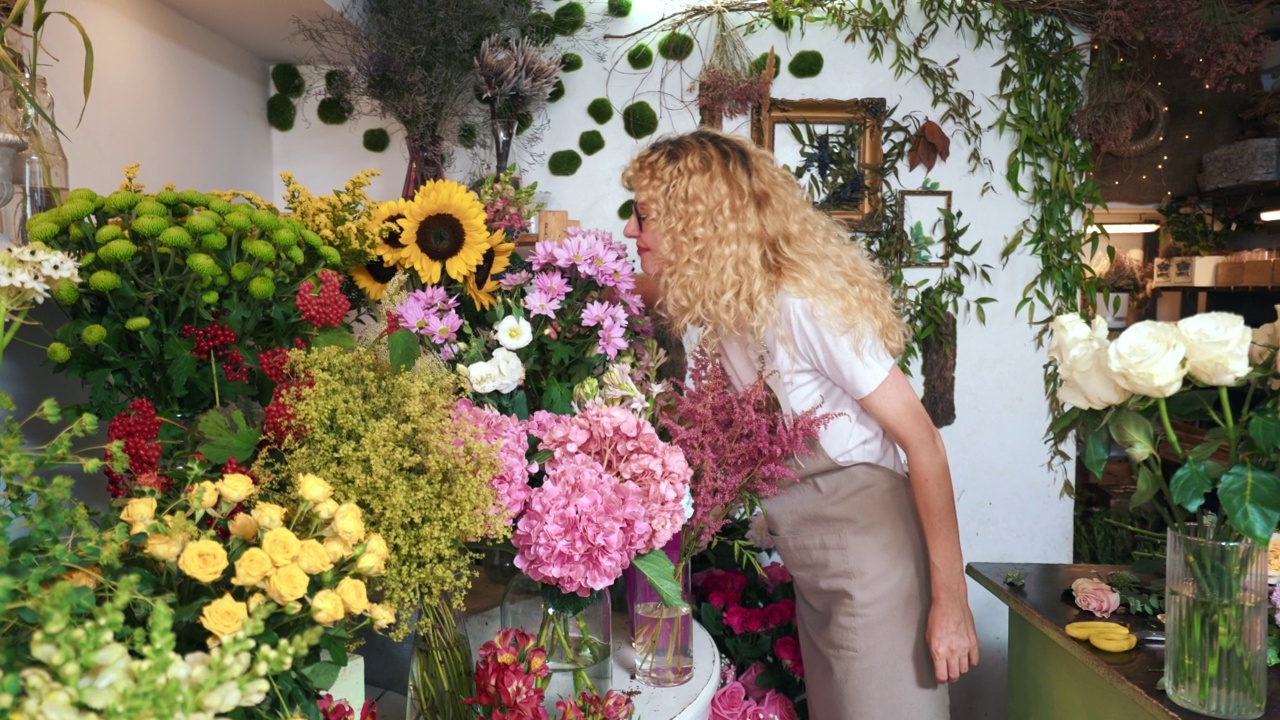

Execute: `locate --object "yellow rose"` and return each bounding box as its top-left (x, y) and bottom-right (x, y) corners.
top-left (251, 502), bottom-right (287, 530)
top-left (323, 536), bottom-right (352, 563)
top-left (332, 503), bottom-right (366, 544)
top-left (261, 527), bottom-right (301, 566)
top-left (366, 603), bottom-right (396, 630)
top-left (200, 593), bottom-right (248, 640)
top-left (177, 539), bottom-right (229, 583)
top-left (297, 473), bottom-right (333, 505)
top-left (227, 513), bottom-right (259, 542)
top-left (247, 592), bottom-right (268, 613)
top-left (193, 481), bottom-right (219, 510)
top-left (231, 547), bottom-right (274, 587)
top-left (295, 539), bottom-right (334, 575)
top-left (59, 566), bottom-right (100, 591)
top-left (120, 497), bottom-right (156, 532)
top-left (335, 577), bottom-right (369, 615)
top-left (310, 589), bottom-right (346, 627)
top-left (216, 473), bottom-right (256, 504)
top-left (265, 563), bottom-right (310, 605)
top-left (145, 530), bottom-right (187, 562)
top-left (356, 533), bottom-right (389, 576)
top-left (313, 499), bottom-right (339, 520)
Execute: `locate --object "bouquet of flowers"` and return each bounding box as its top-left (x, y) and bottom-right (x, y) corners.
top-left (39, 165), bottom-right (377, 420)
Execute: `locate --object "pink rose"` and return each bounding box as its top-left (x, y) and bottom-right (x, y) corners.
top-left (1072, 577), bottom-right (1121, 618)
top-left (738, 662), bottom-right (768, 704)
top-left (709, 681), bottom-right (754, 720)
top-left (757, 691), bottom-right (799, 720)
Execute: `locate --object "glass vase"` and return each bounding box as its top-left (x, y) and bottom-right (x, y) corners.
top-left (405, 595), bottom-right (473, 720)
top-left (500, 573), bottom-right (612, 709)
top-left (631, 561), bottom-right (694, 687)
top-left (1, 74), bottom-right (67, 245)
top-left (1164, 524), bottom-right (1268, 720)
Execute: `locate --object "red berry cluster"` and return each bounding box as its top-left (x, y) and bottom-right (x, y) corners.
top-left (296, 269), bottom-right (351, 329)
top-left (263, 383), bottom-right (307, 447)
top-left (104, 398), bottom-right (169, 497)
top-left (182, 322), bottom-right (248, 383)
top-left (385, 310), bottom-right (402, 334)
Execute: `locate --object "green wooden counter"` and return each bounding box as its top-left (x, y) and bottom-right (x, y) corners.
top-left (967, 562), bottom-right (1280, 720)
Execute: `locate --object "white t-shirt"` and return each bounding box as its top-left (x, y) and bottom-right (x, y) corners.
top-left (719, 292), bottom-right (903, 473)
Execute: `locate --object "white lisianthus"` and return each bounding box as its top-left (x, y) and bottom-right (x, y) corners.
top-left (1047, 314), bottom-right (1131, 409)
top-left (489, 347), bottom-right (525, 393)
top-left (1177, 312), bottom-right (1252, 386)
top-left (466, 360), bottom-right (501, 394)
top-left (495, 315), bottom-right (533, 350)
top-left (1107, 320), bottom-right (1189, 398)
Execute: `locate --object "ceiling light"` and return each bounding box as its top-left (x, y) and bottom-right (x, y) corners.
top-left (1260, 209), bottom-right (1280, 222)
top-left (1086, 223), bottom-right (1161, 234)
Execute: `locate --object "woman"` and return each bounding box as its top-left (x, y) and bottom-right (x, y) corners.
top-left (622, 129), bottom-right (978, 719)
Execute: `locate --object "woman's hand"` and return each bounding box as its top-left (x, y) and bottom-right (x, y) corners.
top-left (927, 596), bottom-right (979, 683)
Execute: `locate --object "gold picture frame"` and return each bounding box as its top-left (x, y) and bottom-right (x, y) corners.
top-left (751, 98), bottom-right (887, 231)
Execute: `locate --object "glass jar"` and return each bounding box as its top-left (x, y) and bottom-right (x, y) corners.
top-left (1, 74), bottom-right (68, 244)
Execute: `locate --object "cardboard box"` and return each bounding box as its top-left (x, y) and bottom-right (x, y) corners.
top-left (1243, 260), bottom-right (1274, 286)
top-left (1216, 261), bottom-right (1245, 286)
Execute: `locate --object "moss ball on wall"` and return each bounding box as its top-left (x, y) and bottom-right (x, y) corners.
top-left (622, 101), bottom-right (658, 139)
top-left (458, 124), bottom-right (479, 149)
top-left (561, 53), bottom-right (583, 72)
top-left (527, 12), bottom-right (556, 44)
top-left (751, 53), bottom-right (777, 81)
top-left (657, 32), bottom-right (695, 62)
top-left (516, 111), bottom-right (534, 135)
top-left (363, 128), bottom-right (391, 152)
top-left (324, 69), bottom-right (352, 96)
top-left (788, 50), bottom-right (824, 78)
top-left (606, 0), bottom-right (632, 17)
top-left (267, 93), bottom-right (296, 131)
top-left (553, 2), bottom-right (586, 35)
top-left (547, 79), bottom-right (565, 103)
top-left (627, 44), bottom-right (653, 70)
top-left (772, 13), bottom-right (795, 33)
top-left (587, 98), bottom-right (613, 125)
top-left (271, 64), bottom-right (304, 98)
top-left (548, 150), bottom-right (583, 176)
top-left (317, 97), bottom-right (351, 125)
top-left (618, 199), bottom-right (634, 220)
top-left (579, 130), bottom-right (605, 156)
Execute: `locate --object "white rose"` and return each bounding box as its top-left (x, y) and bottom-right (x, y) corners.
top-left (1250, 305), bottom-right (1280, 366)
top-left (1107, 320), bottom-right (1188, 398)
top-left (489, 347), bottom-right (525, 394)
top-left (467, 360), bottom-right (502, 394)
top-left (1177, 312), bottom-right (1252, 386)
top-left (1048, 315), bottom-right (1131, 409)
top-left (495, 315), bottom-right (533, 350)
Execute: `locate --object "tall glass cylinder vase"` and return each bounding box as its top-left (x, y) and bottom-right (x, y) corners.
top-left (631, 561), bottom-right (694, 687)
top-left (405, 595), bottom-right (473, 720)
top-left (1164, 524), bottom-right (1268, 720)
top-left (500, 573), bottom-right (611, 710)
top-left (2, 75), bottom-right (67, 245)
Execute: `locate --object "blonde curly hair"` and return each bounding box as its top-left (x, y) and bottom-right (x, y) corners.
top-left (622, 128), bottom-right (907, 356)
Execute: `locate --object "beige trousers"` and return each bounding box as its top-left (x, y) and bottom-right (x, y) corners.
top-left (761, 459), bottom-right (949, 720)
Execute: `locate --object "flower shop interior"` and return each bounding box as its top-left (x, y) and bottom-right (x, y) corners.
top-left (5, 1), bottom-right (1280, 719)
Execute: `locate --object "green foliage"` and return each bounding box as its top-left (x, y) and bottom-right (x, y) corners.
top-left (266, 93), bottom-right (295, 132)
top-left (606, 0), bottom-right (632, 17)
top-left (316, 96), bottom-right (351, 125)
top-left (587, 97), bottom-right (614, 124)
top-left (553, 2), bottom-right (586, 35)
top-left (561, 52), bottom-right (584, 72)
top-left (516, 111), bottom-right (534, 135)
top-left (363, 127), bottom-right (391, 152)
top-left (618, 199), bottom-right (634, 220)
top-left (787, 50), bottom-right (824, 78)
top-left (458, 123), bottom-right (480, 148)
top-left (271, 63), bottom-right (305, 98)
top-left (548, 149), bottom-right (583, 176)
top-left (627, 43), bottom-right (654, 70)
top-left (578, 129), bottom-right (605, 156)
top-left (547, 78), bottom-right (565, 103)
top-left (621, 101), bottom-right (658, 139)
top-left (657, 32), bottom-right (695, 61)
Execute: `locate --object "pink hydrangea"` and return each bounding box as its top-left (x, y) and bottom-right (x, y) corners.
top-left (453, 399), bottom-right (536, 525)
top-left (511, 453), bottom-right (652, 596)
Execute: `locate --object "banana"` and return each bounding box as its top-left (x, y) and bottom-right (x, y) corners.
top-left (1088, 631), bottom-right (1138, 653)
top-left (1064, 621), bottom-right (1128, 640)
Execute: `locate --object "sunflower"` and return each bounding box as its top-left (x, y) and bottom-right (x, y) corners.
top-left (463, 231), bottom-right (516, 310)
top-left (350, 256), bottom-right (399, 301)
top-left (396, 181), bottom-right (490, 284)
top-left (371, 199), bottom-right (410, 267)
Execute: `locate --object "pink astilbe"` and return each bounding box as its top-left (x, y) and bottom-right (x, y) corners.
top-left (466, 628), bottom-right (550, 720)
top-left (453, 399), bottom-right (536, 526)
top-left (660, 349), bottom-right (835, 551)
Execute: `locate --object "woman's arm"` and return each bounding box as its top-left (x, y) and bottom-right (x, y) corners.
top-left (859, 364), bottom-right (979, 684)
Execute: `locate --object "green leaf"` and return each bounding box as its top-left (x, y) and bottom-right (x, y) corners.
top-left (1169, 460), bottom-right (1213, 513)
top-left (1219, 464), bottom-right (1280, 545)
top-left (631, 550), bottom-right (685, 608)
top-left (1082, 419), bottom-right (1110, 479)
top-left (1129, 464), bottom-right (1160, 509)
top-left (1047, 406), bottom-right (1080, 436)
top-left (1248, 414), bottom-right (1280, 453)
top-left (313, 328), bottom-right (357, 349)
top-left (194, 408), bottom-right (260, 464)
top-left (387, 329), bottom-right (419, 372)
top-left (1188, 440), bottom-right (1224, 463)
top-left (542, 379), bottom-right (573, 415)
top-left (321, 636), bottom-right (348, 667)
top-left (1109, 410), bottom-right (1155, 463)
top-left (301, 660), bottom-right (341, 691)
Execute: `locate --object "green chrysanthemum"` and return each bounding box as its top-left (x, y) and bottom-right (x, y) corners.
top-left (95, 225), bottom-right (124, 244)
top-left (155, 189), bottom-right (179, 206)
top-left (243, 239), bottom-right (275, 262)
top-left (251, 209), bottom-right (281, 232)
top-left (187, 253), bottom-right (219, 276)
top-left (27, 222), bottom-right (60, 244)
top-left (178, 190), bottom-right (208, 206)
top-left (80, 324), bottom-right (108, 345)
top-left (301, 230), bottom-right (323, 248)
top-left (98, 239), bottom-right (139, 263)
top-left (208, 198), bottom-right (233, 215)
top-left (132, 215), bottom-right (170, 238)
top-left (224, 213), bottom-right (252, 232)
top-left (81, 252), bottom-right (97, 267)
top-left (46, 342), bottom-right (71, 363)
top-left (66, 188), bottom-right (99, 204)
top-left (185, 212), bottom-right (219, 235)
top-left (248, 276), bottom-right (276, 299)
top-left (213, 273), bottom-right (229, 288)
top-left (50, 279), bottom-right (78, 305)
top-left (317, 246), bottom-right (341, 267)
top-left (133, 199), bottom-right (168, 217)
top-left (230, 262), bottom-right (252, 282)
top-left (200, 232), bottom-right (229, 251)
top-left (58, 200), bottom-right (96, 224)
top-left (88, 271), bottom-right (122, 292)
top-left (103, 191), bottom-right (141, 214)
top-left (201, 290), bottom-right (219, 304)
top-left (158, 227), bottom-right (193, 249)
top-left (124, 317), bottom-right (151, 331)
top-left (68, 225), bottom-right (86, 243)
top-left (261, 268), bottom-right (275, 279)
top-left (271, 228), bottom-right (298, 248)
top-left (286, 246), bottom-right (305, 265)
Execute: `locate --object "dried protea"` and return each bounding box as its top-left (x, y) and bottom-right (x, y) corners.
top-left (475, 36), bottom-right (561, 107)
